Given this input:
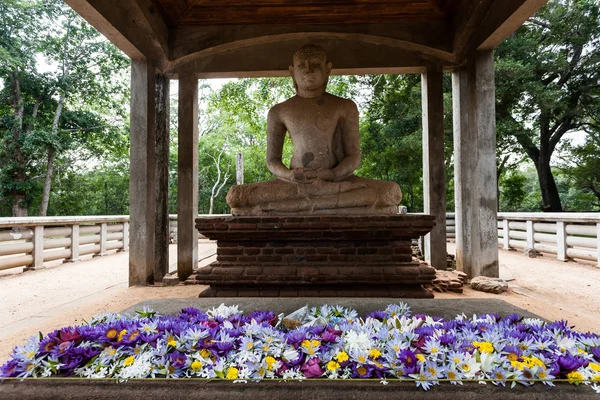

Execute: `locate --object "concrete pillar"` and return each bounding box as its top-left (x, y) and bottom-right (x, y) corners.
top-left (96, 222), bottom-right (108, 257)
top-left (67, 224), bottom-right (79, 262)
top-left (25, 225), bottom-right (45, 271)
top-left (121, 221), bottom-right (129, 252)
top-left (421, 64), bottom-right (447, 270)
top-left (154, 74), bottom-right (170, 281)
top-left (177, 72), bottom-right (199, 280)
top-left (129, 59), bottom-right (157, 286)
top-left (502, 219), bottom-right (510, 250)
top-left (452, 50), bottom-right (499, 278)
top-left (556, 221), bottom-right (567, 261)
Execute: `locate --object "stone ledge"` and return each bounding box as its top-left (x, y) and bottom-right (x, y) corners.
top-left (0, 378), bottom-right (592, 400)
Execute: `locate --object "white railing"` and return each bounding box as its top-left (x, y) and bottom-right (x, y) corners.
top-left (0, 215), bottom-right (180, 272)
top-left (447, 212), bottom-right (600, 266)
top-left (2, 213), bottom-right (598, 271)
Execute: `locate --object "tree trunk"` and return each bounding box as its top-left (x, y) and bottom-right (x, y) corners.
top-left (10, 70), bottom-right (28, 217)
top-left (39, 147), bottom-right (55, 216)
top-left (39, 98), bottom-right (64, 216)
top-left (209, 195), bottom-right (215, 215)
top-left (534, 153), bottom-right (562, 212)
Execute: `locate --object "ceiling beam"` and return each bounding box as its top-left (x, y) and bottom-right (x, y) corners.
top-left (451, 0), bottom-right (495, 63)
top-left (65, 0), bottom-right (170, 69)
top-left (452, 0), bottom-right (547, 62)
top-left (477, 0), bottom-right (548, 51)
top-left (167, 21), bottom-right (455, 73)
top-left (169, 39), bottom-right (430, 78)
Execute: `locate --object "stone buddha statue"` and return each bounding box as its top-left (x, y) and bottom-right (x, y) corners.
top-left (226, 44), bottom-right (402, 215)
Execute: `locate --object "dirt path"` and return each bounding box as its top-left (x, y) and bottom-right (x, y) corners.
top-left (1, 242), bottom-right (598, 363)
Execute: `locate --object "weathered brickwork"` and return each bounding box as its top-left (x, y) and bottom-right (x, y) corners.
top-left (193, 215), bottom-right (437, 298)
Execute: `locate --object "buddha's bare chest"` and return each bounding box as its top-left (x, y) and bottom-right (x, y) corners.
top-left (280, 102), bottom-right (340, 139)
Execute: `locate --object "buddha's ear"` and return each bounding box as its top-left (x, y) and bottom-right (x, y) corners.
top-left (326, 61), bottom-right (332, 74)
top-left (288, 65), bottom-right (294, 76)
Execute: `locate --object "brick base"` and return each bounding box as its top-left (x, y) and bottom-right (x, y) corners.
top-left (194, 215), bottom-right (436, 298)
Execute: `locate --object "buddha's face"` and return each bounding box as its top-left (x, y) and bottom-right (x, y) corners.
top-left (289, 53), bottom-right (332, 91)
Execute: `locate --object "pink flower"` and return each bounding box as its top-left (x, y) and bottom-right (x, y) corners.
top-left (301, 358), bottom-right (323, 378)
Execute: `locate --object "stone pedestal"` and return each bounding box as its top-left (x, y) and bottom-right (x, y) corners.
top-left (194, 215), bottom-right (436, 298)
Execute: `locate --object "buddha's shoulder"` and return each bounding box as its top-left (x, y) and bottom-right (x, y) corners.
top-left (324, 93), bottom-right (358, 109)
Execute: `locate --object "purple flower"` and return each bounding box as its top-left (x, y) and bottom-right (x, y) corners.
top-left (557, 355), bottom-right (586, 373)
top-left (0, 359), bottom-right (20, 378)
top-left (352, 363), bottom-right (374, 378)
top-left (320, 329), bottom-right (340, 343)
top-left (590, 347), bottom-right (600, 361)
top-left (300, 358), bottom-right (323, 378)
top-left (60, 355), bottom-right (84, 375)
top-left (57, 327), bottom-right (82, 344)
top-left (439, 333), bottom-right (456, 345)
top-left (547, 362), bottom-right (561, 377)
top-left (367, 311), bottom-right (387, 321)
top-left (215, 341), bottom-right (234, 355)
top-left (248, 310), bottom-right (276, 325)
top-left (169, 351), bottom-right (187, 369)
top-left (398, 349), bottom-right (417, 368)
top-left (39, 336), bottom-right (57, 355)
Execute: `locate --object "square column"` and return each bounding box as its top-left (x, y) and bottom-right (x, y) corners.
top-left (154, 74), bottom-right (170, 281)
top-left (129, 59), bottom-right (157, 285)
top-left (452, 50), bottom-right (499, 278)
top-left (177, 72), bottom-right (199, 280)
top-left (421, 64), bottom-right (447, 270)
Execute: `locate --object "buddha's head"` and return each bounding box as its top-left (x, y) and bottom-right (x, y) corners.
top-left (289, 44), bottom-right (332, 95)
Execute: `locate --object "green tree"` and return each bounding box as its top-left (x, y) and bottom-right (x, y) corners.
top-left (0, 0), bottom-right (129, 216)
top-left (495, 0), bottom-right (600, 211)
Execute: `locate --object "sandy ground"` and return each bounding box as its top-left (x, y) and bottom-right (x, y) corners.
top-left (0, 241), bottom-right (599, 363)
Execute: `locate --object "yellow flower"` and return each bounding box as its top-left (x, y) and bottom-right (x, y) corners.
top-left (592, 375), bottom-right (600, 382)
top-left (117, 329), bottom-right (127, 342)
top-left (369, 349), bottom-right (382, 359)
top-left (106, 329), bottom-right (118, 339)
top-left (416, 354), bottom-right (426, 363)
top-left (167, 335), bottom-right (177, 347)
top-left (265, 356), bottom-right (277, 370)
top-left (226, 367), bottom-right (239, 380)
top-left (335, 352), bottom-right (349, 363)
top-left (567, 371), bottom-right (583, 385)
top-left (327, 361), bottom-right (340, 371)
top-left (473, 341), bottom-right (494, 354)
top-left (510, 361), bottom-right (525, 371)
top-left (191, 361), bottom-right (203, 372)
top-left (124, 356), bottom-right (135, 366)
top-left (200, 349), bottom-right (211, 358)
top-left (590, 363), bottom-right (600, 372)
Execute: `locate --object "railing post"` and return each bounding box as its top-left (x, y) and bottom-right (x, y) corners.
top-left (596, 222), bottom-right (600, 268)
top-left (120, 221), bottom-right (129, 252)
top-left (556, 221), bottom-right (568, 262)
top-left (96, 223), bottom-right (108, 257)
top-left (526, 220), bottom-right (535, 250)
top-left (66, 224), bottom-right (80, 263)
top-left (24, 225), bottom-right (44, 271)
top-left (502, 219), bottom-right (510, 250)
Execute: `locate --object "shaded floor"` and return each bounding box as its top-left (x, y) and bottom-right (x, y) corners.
top-left (1, 241), bottom-right (599, 362)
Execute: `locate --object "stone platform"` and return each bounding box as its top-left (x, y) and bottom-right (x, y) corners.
top-left (193, 215), bottom-right (437, 298)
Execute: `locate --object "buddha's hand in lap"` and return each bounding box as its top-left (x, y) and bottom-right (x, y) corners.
top-left (290, 168), bottom-right (338, 183)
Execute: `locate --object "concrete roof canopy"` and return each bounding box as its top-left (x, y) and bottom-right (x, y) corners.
top-left (64, 0), bottom-right (547, 78)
